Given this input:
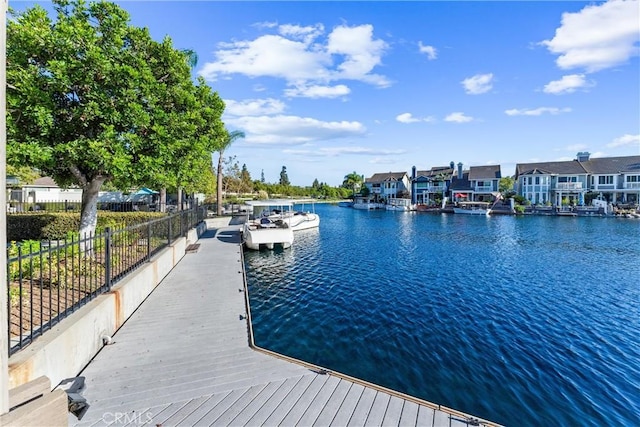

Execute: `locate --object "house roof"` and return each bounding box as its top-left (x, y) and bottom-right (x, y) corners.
top-left (515, 160), bottom-right (587, 177)
top-left (449, 172), bottom-right (472, 191)
top-left (413, 166), bottom-right (454, 180)
top-left (366, 172), bottom-right (408, 183)
top-left (468, 165), bottom-right (501, 180)
top-left (31, 176), bottom-right (59, 187)
top-left (515, 155), bottom-right (640, 177)
top-left (581, 156), bottom-right (640, 174)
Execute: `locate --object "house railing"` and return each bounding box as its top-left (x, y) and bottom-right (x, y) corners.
top-left (6, 206), bottom-right (206, 356)
top-left (625, 182), bottom-right (640, 189)
top-left (555, 183), bottom-right (583, 190)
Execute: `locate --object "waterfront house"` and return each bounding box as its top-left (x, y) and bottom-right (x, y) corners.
top-left (515, 152), bottom-right (640, 206)
top-left (364, 172), bottom-right (411, 203)
top-left (410, 163), bottom-right (455, 205)
top-left (469, 165), bottom-right (502, 202)
top-left (449, 163), bottom-right (502, 202)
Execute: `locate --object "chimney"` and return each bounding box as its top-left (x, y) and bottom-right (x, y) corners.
top-left (411, 166), bottom-right (416, 180)
top-left (450, 161), bottom-right (455, 170)
top-left (457, 162), bottom-right (463, 179)
top-left (576, 152), bottom-right (591, 162)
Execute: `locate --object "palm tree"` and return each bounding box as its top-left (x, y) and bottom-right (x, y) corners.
top-left (217, 130), bottom-right (245, 215)
top-left (342, 171), bottom-right (364, 198)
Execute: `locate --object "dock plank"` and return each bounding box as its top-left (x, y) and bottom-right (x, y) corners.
top-left (347, 387), bottom-right (377, 426)
top-left (382, 395), bottom-right (405, 426)
top-left (365, 392), bottom-right (391, 426)
top-left (313, 379), bottom-right (353, 426)
top-left (399, 400), bottom-right (420, 427)
top-left (331, 382), bottom-right (365, 426)
top-left (417, 405), bottom-right (436, 427)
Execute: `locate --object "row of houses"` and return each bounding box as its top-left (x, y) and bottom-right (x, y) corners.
top-left (362, 152), bottom-right (640, 207)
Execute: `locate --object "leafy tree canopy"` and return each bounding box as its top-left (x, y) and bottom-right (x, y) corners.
top-left (7, 0), bottom-right (225, 234)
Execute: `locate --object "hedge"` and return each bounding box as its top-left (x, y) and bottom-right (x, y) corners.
top-left (7, 212), bottom-right (167, 241)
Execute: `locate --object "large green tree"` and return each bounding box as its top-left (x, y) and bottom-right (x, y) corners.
top-left (342, 171), bottom-right (363, 197)
top-left (279, 166), bottom-right (290, 186)
top-left (7, 0), bottom-right (225, 236)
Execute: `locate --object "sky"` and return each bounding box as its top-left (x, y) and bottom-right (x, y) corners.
top-left (12, 0), bottom-right (640, 186)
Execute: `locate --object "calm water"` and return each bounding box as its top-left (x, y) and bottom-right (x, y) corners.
top-left (244, 204), bottom-right (640, 426)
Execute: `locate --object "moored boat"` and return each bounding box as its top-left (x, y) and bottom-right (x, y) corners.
top-left (243, 199), bottom-right (320, 250)
top-left (242, 218), bottom-right (294, 250)
top-left (453, 201), bottom-right (491, 215)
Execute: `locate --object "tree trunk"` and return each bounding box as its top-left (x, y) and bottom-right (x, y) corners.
top-left (159, 188), bottom-right (167, 212)
top-left (177, 187), bottom-right (183, 211)
top-left (217, 151), bottom-right (224, 215)
top-left (79, 177), bottom-right (106, 252)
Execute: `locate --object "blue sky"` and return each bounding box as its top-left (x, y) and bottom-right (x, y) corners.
top-left (12, 1), bottom-right (640, 186)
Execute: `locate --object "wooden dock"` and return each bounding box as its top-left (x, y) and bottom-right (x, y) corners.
top-left (71, 220), bottom-right (500, 426)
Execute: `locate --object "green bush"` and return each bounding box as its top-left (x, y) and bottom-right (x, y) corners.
top-left (7, 212), bottom-right (166, 241)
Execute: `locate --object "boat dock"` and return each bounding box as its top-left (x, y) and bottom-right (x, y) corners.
top-left (71, 219), bottom-right (500, 426)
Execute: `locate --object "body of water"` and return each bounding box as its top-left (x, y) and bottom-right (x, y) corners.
top-left (244, 204), bottom-right (640, 426)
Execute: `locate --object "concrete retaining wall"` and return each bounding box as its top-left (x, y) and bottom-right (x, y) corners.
top-left (7, 222), bottom-right (207, 390)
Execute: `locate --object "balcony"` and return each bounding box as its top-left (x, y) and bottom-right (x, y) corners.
top-left (555, 182), bottom-right (583, 190)
top-left (425, 185), bottom-right (446, 193)
top-left (625, 182), bottom-right (640, 189)
top-left (474, 185), bottom-right (493, 192)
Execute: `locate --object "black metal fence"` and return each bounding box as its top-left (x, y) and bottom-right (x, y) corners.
top-left (7, 200), bottom-right (197, 214)
top-left (7, 206), bottom-right (207, 356)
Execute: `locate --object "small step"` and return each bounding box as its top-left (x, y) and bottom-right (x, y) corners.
top-left (186, 243), bottom-right (200, 254)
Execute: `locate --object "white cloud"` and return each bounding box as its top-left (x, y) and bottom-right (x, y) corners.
top-left (200, 35), bottom-right (331, 82)
top-left (396, 113), bottom-right (436, 123)
top-left (445, 112), bottom-right (474, 123)
top-left (541, 0), bottom-right (640, 72)
top-left (543, 74), bottom-right (593, 94)
top-left (369, 157), bottom-right (397, 165)
top-left (278, 23), bottom-right (324, 43)
top-left (418, 41), bottom-right (437, 60)
top-left (283, 146), bottom-right (406, 157)
top-left (461, 73), bottom-right (494, 95)
top-left (327, 24), bottom-right (390, 87)
top-left (588, 151), bottom-right (607, 158)
top-left (505, 107), bottom-right (572, 116)
top-left (200, 23), bottom-right (391, 96)
top-left (284, 84), bottom-right (350, 98)
top-left (224, 114), bottom-right (366, 145)
top-left (607, 134), bottom-right (640, 148)
top-left (224, 98), bottom-right (286, 116)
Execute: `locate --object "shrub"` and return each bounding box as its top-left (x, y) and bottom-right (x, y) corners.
top-left (7, 212), bottom-right (166, 241)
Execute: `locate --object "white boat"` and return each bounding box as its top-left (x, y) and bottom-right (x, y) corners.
top-left (453, 201), bottom-right (491, 215)
top-left (242, 218), bottom-right (294, 250)
top-left (277, 209), bottom-right (320, 230)
top-left (243, 200), bottom-right (319, 250)
top-left (353, 196), bottom-right (384, 210)
top-left (385, 198), bottom-right (415, 211)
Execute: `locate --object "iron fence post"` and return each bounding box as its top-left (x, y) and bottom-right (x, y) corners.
top-left (147, 222), bottom-right (151, 261)
top-left (105, 227), bottom-right (112, 290)
top-left (168, 216), bottom-right (172, 245)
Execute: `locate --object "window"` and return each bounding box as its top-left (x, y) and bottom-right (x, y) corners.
top-left (558, 176), bottom-right (577, 183)
top-left (527, 177), bottom-right (532, 185)
top-left (627, 175), bottom-right (639, 183)
top-left (598, 176), bottom-right (614, 185)
top-left (535, 177), bottom-right (540, 185)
